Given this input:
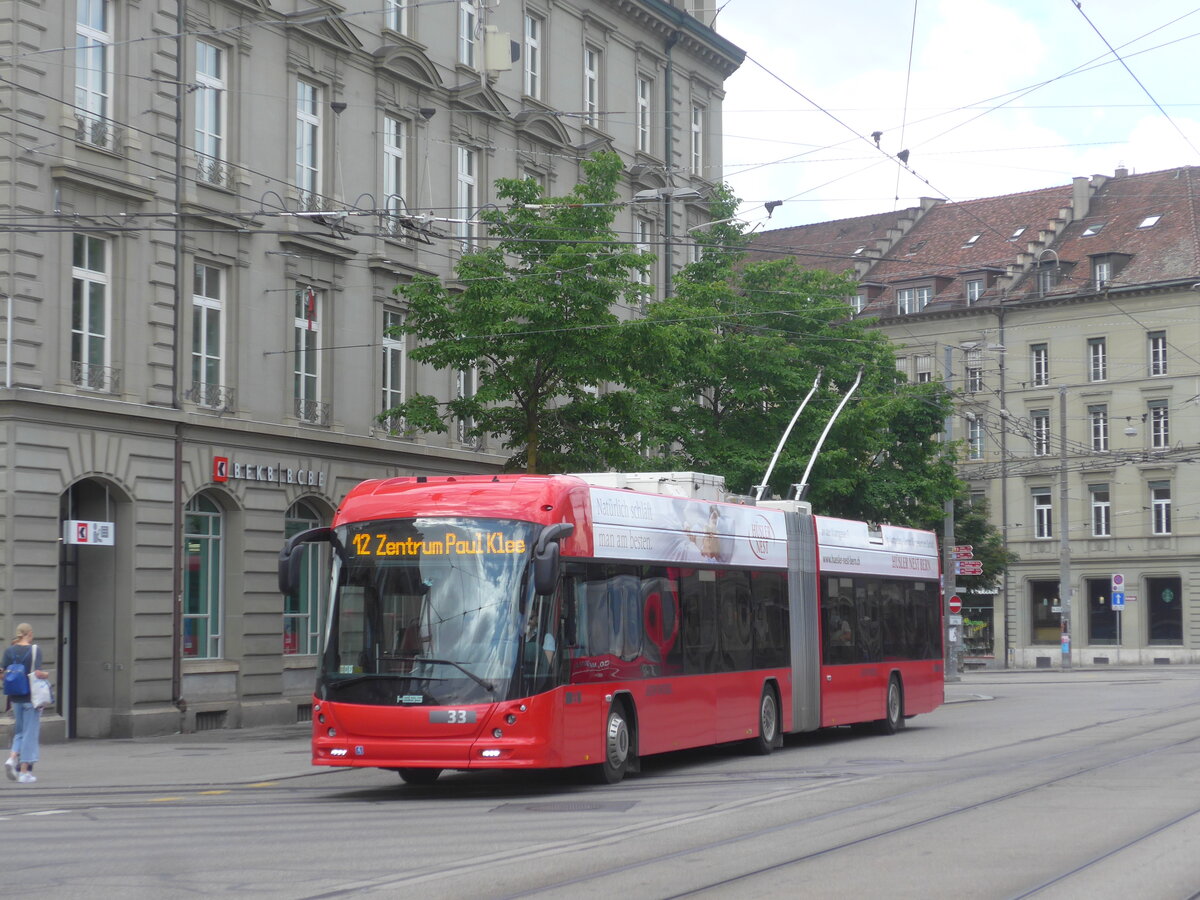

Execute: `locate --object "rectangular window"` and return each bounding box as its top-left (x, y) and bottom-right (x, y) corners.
top-left (966, 416), bottom-right (983, 460)
top-left (634, 216), bottom-right (653, 288)
top-left (1093, 259), bottom-right (1111, 288)
top-left (75, 0), bottom-right (112, 147)
top-left (1150, 481), bottom-right (1171, 535)
top-left (1089, 404), bottom-right (1108, 452)
top-left (383, 115), bottom-right (407, 215)
top-left (1033, 489), bottom-right (1052, 539)
top-left (583, 46), bottom-right (600, 127)
top-left (456, 145), bottom-right (478, 247)
top-left (1148, 331), bottom-right (1167, 376)
top-left (1088, 337), bottom-right (1107, 382)
top-left (690, 104), bottom-right (705, 176)
top-left (1031, 409), bottom-right (1050, 457)
top-left (1086, 577), bottom-right (1118, 645)
top-left (966, 279), bottom-right (984, 303)
top-left (295, 80), bottom-right (322, 205)
top-left (914, 355), bottom-right (933, 383)
top-left (1149, 400), bottom-right (1169, 449)
top-left (524, 14), bottom-right (542, 99)
top-left (386, 0), bottom-right (409, 34)
top-left (194, 41), bottom-right (225, 184)
top-left (1036, 266), bottom-right (1057, 294)
top-left (458, 0), bottom-right (477, 67)
top-left (636, 77), bottom-right (652, 153)
top-left (293, 287), bottom-right (322, 422)
top-left (191, 263), bottom-right (224, 408)
top-left (71, 233), bottom-right (111, 391)
top-left (965, 349), bottom-right (983, 392)
top-left (896, 286), bottom-right (930, 315)
top-left (1089, 484), bottom-right (1111, 537)
top-left (1030, 343), bottom-right (1049, 387)
top-left (381, 309), bottom-right (406, 424)
top-left (851, 294), bottom-right (866, 314)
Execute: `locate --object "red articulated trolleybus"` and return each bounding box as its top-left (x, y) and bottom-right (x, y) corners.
top-left (278, 471), bottom-right (943, 785)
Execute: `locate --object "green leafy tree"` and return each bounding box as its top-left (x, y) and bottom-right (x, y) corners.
top-left (384, 152), bottom-right (651, 473)
top-left (630, 189), bottom-right (960, 527)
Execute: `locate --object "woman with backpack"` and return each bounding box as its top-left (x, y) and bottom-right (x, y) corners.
top-left (3, 623), bottom-right (48, 784)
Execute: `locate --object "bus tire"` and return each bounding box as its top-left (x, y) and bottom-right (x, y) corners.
top-left (750, 684), bottom-right (780, 755)
top-left (397, 768), bottom-right (442, 785)
top-left (592, 702), bottom-right (633, 784)
top-left (874, 675), bottom-right (904, 735)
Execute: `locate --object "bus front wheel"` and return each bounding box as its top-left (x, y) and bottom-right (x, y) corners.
top-left (592, 704), bottom-right (632, 784)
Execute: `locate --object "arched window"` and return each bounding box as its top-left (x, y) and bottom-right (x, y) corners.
top-left (183, 494), bottom-right (223, 658)
top-left (284, 500), bottom-right (326, 655)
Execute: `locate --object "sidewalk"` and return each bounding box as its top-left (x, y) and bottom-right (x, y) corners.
top-left (1, 722), bottom-right (316, 789)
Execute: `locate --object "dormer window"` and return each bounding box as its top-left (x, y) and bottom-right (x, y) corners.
top-left (1008, 226), bottom-right (1027, 241)
top-left (906, 240), bottom-right (926, 256)
top-left (962, 233), bottom-right (981, 247)
top-left (1093, 259), bottom-right (1111, 288)
top-left (966, 279), bottom-right (984, 303)
top-left (1081, 222), bottom-right (1105, 237)
top-left (1138, 214), bottom-right (1161, 229)
top-left (896, 285), bottom-right (931, 315)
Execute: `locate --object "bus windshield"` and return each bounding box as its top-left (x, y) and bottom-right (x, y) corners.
top-left (321, 517), bottom-right (537, 706)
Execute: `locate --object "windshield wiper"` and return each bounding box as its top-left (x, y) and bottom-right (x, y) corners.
top-left (412, 658), bottom-right (495, 693)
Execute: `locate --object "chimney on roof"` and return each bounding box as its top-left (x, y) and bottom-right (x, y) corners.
top-left (1115, 165), bottom-right (1129, 178)
top-left (1072, 176), bottom-right (1092, 222)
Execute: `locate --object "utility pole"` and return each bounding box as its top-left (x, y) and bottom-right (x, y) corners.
top-left (1058, 384), bottom-right (1073, 670)
top-left (943, 344), bottom-right (960, 682)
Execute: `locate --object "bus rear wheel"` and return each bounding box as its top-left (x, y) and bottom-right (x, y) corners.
top-left (397, 768), bottom-right (442, 785)
top-left (592, 704), bottom-right (632, 784)
top-left (750, 685), bottom-right (780, 755)
top-left (874, 676), bottom-right (904, 735)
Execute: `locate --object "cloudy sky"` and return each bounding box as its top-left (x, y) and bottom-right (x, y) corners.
top-left (714, 0), bottom-right (1200, 230)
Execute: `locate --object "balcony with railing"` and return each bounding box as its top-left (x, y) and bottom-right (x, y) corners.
top-left (71, 361), bottom-right (121, 393)
top-left (295, 398), bottom-right (330, 426)
top-left (195, 154), bottom-right (236, 190)
top-left (185, 381), bottom-right (236, 413)
top-left (75, 114), bottom-right (123, 152)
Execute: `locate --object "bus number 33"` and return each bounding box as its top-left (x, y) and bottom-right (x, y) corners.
top-left (429, 709), bottom-right (476, 724)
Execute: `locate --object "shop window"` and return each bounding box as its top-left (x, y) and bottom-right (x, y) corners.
top-left (1029, 579), bottom-right (1061, 645)
top-left (183, 494), bottom-right (224, 659)
top-left (284, 500), bottom-right (326, 655)
top-left (1086, 577), bottom-right (1117, 645)
top-left (1146, 576), bottom-right (1182, 644)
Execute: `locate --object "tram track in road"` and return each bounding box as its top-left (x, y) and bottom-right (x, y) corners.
top-left (287, 701), bottom-right (1200, 899)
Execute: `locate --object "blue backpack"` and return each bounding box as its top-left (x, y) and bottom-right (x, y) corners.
top-left (2, 650), bottom-right (31, 696)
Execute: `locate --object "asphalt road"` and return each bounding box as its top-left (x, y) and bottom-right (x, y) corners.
top-left (7, 667), bottom-right (1200, 899)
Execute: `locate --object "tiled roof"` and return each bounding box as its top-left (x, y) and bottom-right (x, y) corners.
top-left (1013, 166), bottom-right (1200, 298)
top-left (746, 208), bottom-right (927, 276)
top-left (859, 185), bottom-right (1074, 314)
top-left (746, 166), bottom-right (1200, 321)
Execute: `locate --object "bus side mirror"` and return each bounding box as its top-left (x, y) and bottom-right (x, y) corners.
top-left (532, 522), bottom-right (574, 597)
top-left (278, 526), bottom-right (332, 596)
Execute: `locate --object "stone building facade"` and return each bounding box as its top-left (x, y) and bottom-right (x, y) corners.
top-left (0, 0), bottom-right (743, 737)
